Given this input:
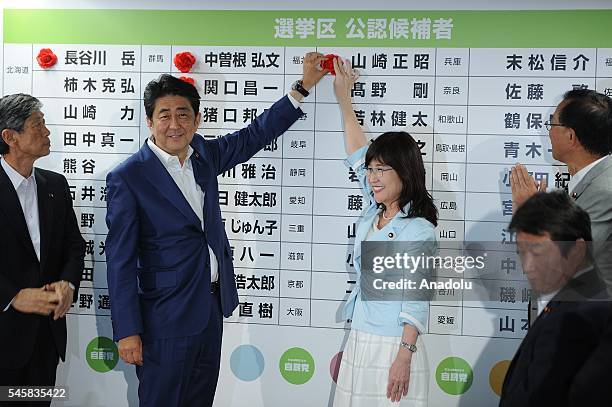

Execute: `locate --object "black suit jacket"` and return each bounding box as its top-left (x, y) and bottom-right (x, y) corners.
top-left (0, 163), bottom-right (85, 369)
top-left (499, 269), bottom-right (612, 407)
top-left (568, 311), bottom-right (612, 406)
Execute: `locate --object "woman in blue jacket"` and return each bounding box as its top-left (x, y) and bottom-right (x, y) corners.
top-left (332, 57), bottom-right (438, 406)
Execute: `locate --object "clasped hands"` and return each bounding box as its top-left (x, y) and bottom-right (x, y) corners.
top-left (12, 280), bottom-right (74, 320)
top-left (510, 163), bottom-right (548, 213)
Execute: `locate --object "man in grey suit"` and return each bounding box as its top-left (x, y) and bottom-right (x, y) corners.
top-left (511, 89), bottom-right (612, 290)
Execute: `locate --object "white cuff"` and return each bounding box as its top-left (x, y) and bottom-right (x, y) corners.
top-left (399, 311), bottom-right (427, 334)
top-left (287, 93), bottom-right (301, 109)
top-left (3, 298), bottom-right (14, 312)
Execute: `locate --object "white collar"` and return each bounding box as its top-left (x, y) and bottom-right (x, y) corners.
top-left (568, 155), bottom-right (608, 193)
top-left (146, 138), bottom-right (193, 171)
top-left (1, 156), bottom-right (34, 190)
top-left (536, 265), bottom-right (593, 315)
top-left (536, 289), bottom-right (558, 316)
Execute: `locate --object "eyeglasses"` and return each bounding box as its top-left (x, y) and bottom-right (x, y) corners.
top-left (365, 167), bottom-right (394, 178)
top-left (544, 121), bottom-right (567, 131)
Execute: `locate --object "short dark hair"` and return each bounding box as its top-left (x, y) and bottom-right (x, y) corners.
top-left (365, 131), bottom-right (438, 226)
top-left (509, 191), bottom-right (592, 256)
top-left (143, 74), bottom-right (200, 119)
top-left (559, 89), bottom-right (612, 157)
top-left (0, 94), bottom-right (42, 154)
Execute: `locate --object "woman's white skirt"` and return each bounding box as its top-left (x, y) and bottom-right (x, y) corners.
top-left (333, 329), bottom-right (429, 407)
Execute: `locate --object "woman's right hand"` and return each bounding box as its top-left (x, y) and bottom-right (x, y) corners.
top-left (333, 57), bottom-right (359, 104)
top-left (387, 350), bottom-right (412, 402)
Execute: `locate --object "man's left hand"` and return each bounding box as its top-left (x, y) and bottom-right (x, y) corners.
top-left (45, 281), bottom-right (74, 320)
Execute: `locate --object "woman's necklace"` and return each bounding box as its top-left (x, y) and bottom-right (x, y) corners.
top-left (381, 208), bottom-right (398, 220)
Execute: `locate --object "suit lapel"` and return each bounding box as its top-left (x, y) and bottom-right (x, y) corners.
top-left (503, 309), bottom-right (549, 395)
top-left (190, 146), bottom-right (210, 228)
top-left (527, 299), bottom-right (538, 327)
top-left (0, 164), bottom-right (38, 260)
top-left (572, 155), bottom-right (612, 199)
top-left (139, 142), bottom-right (201, 227)
top-left (529, 302), bottom-right (554, 327)
top-left (35, 169), bottom-right (53, 271)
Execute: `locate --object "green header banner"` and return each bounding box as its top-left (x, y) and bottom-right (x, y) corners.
top-left (4, 9), bottom-right (612, 47)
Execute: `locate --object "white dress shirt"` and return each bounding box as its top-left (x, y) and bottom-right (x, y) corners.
top-left (146, 139), bottom-right (219, 282)
top-left (287, 92), bottom-right (301, 109)
top-left (2, 157), bottom-right (41, 311)
top-left (568, 155), bottom-right (609, 194)
top-left (536, 290), bottom-right (559, 316)
top-left (1, 157), bottom-right (40, 260)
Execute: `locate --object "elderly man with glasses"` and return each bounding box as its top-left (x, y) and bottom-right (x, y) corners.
top-left (511, 89), bottom-right (612, 292)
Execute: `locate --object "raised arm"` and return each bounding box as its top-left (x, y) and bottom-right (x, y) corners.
top-left (211, 52), bottom-right (327, 175)
top-left (333, 57), bottom-right (367, 156)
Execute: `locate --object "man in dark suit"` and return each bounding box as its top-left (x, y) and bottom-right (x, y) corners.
top-left (0, 94), bottom-right (85, 399)
top-left (105, 53), bottom-right (327, 406)
top-left (499, 191), bottom-right (612, 406)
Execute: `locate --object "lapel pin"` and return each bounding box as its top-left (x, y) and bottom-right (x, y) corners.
top-left (571, 192), bottom-right (577, 200)
top-left (388, 232), bottom-right (394, 239)
top-left (49, 193), bottom-right (54, 198)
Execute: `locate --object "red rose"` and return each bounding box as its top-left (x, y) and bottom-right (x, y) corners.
top-left (321, 54), bottom-right (339, 75)
top-left (179, 76), bottom-right (196, 86)
top-left (174, 52), bottom-right (196, 73)
top-left (36, 48), bottom-right (58, 69)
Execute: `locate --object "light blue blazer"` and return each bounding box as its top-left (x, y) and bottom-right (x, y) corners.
top-left (342, 146), bottom-right (437, 336)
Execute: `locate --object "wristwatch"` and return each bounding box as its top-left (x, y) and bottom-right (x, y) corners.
top-left (291, 80), bottom-right (310, 97)
top-left (400, 341), bottom-right (417, 353)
